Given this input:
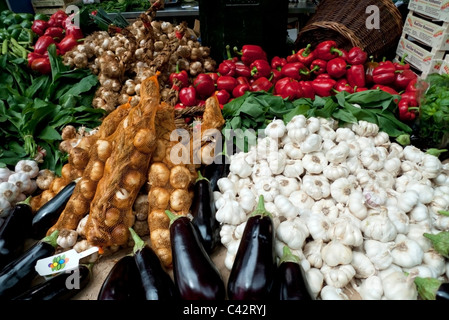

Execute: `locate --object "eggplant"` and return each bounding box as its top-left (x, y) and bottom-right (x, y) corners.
top-left (415, 276), bottom-right (449, 300)
top-left (165, 210), bottom-right (225, 300)
top-left (270, 246), bottom-right (313, 300)
top-left (227, 195), bottom-right (276, 300)
top-left (128, 227), bottom-right (178, 300)
top-left (97, 254), bottom-right (146, 300)
top-left (191, 171), bottom-right (220, 254)
top-left (202, 154), bottom-right (230, 192)
top-left (0, 230), bottom-right (59, 299)
top-left (31, 180), bottom-right (76, 240)
top-left (11, 264), bottom-right (92, 300)
top-left (0, 197), bottom-right (33, 270)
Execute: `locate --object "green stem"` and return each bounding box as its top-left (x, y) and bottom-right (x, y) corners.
top-left (165, 210), bottom-right (182, 226)
top-left (426, 148), bottom-right (447, 157)
top-left (42, 230), bottom-right (59, 248)
top-left (279, 245), bottom-right (301, 264)
top-left (414, 276), bottom-right (441, 300)
top-left (129, 227), bottom-right (145, 254)
top-left (195, 170), bottom-right (209, 184)
top-left (251, 195), bottom-right (272, 218)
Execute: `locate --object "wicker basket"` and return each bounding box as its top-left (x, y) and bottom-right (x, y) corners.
top-left (295, 0), bottom-right (403, 60)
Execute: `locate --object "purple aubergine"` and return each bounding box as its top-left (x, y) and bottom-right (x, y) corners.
top-left (227, 195), bottom-right (276, 300)
top-left (165, 210), bottom-right (225, 300)
top-left (128, 227), bottom-right (178, 300)
top-left (270, 246), bottom-right (313, 300)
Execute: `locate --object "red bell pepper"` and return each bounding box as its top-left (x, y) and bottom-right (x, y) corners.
top-left (313, 40), bottom-right (343, 61)
top-left (34, 36), bottom-right (56, 55)
top-left (48, 10), bottom-right (68, 28)
top-left (193, 73), bottom-right (215, 97)
top-left (271, 56), bottom-right (287, 71)
top-left (347, 64), bottom-right (366, 88)
top-left (280, 81), bottom-right (301, 100)
top-left (250, 59), bottom-right (271, 79)
top-left (281, 62), bottom-right (310, 81)
top-left (296, 44), bottom-right (315, 66)
top-left (406, 78), bottom-right (417, 93)
top-left (44, 27), bottom-right (65, 42)
top-left (364, 56), bottom-right (379, 85)
top-left (298, 81), bottom-right (315, 99)
top-left (250, 76), bottom-right (273, 92)
top-left (355, 87), bottom-right (368, 92)
top-left (233, 44), bottom-right (267, 66)
top-left (234, 61), bottom-right (251, 78)
top-left (309, 59), bottom-right (327, 75)
top-left (347, 47), bottom-right (368, 65)
top-left (218, 45), bottom-right (236, 77)
top-left (372, 60), bottom-right (396, 85)
top-left (394, 69), bottom-right (417, 90)
top-left (270, 69), bottom-right (282, 85)
top-left (274, 77), bottom-right (293, 96)
top-left (372, 84), bottom-right (399, 95)
top-left (65, 26), bottom-right (84, 40)
top-left (31, 20), bottom-right (48, 36)
top-left (334, 78), bottom-right (354, 94)
top-left (394, 54), bottom-right (410, 71)
top-left (207, 72), bottom-right (219, 84)
top-left (316, 73), bottom-right (332, 79)
top-left (286, 50), bottom-right (298, 63)
top-left (326, 57), bottom-right (347, 79)
top-left (169, 63), bottom-right (189, 90)
top-left (217, 75), bottom-right (238, 93)
top-left (232, 83), bottom-right (250, 98)
top-left (27, 52), bottom-right (45, 68)
top-left (236, 76), bottom-right (250, 86)
top-left (215, 89), bottom-right (231, 105)
top-left (398, 92), bottom-right (418, 121)
top-left (179, 86), bottom-right (198, 106)
top-left (30, 56), bottom-right (51, 74)
top-left (57, 34), bottom-right (80, 55)
top-left (311, 78), bottom-right (337, 97)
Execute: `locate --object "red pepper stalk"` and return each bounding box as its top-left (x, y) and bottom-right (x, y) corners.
top-left (309, 59), bottom-right (327, 75)
top-left (394, 53), bottom-right (410, 71)
top-left (296, 44), bottom-right (315, 66)
top-left (233, 44), bottom-right (267, 66)
top-left (314, 40), bottom-right (343, 61)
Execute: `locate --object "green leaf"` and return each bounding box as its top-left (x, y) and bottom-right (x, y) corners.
top-left (332, 108), bottom-right (358, 124)
top-left (283, 104), bottom-right (311, 123)
top-left (37, 126), bottom-right (61, 141)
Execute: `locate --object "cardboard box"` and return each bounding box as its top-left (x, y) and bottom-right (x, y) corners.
top-left (396, 35), bottom-right (447, 74)
top-left (31, 0), bottom-right (81, 15)
top-left (408, 0), bottom-right (449, 22)
top-left (403, 11), bottom-right (449, 50)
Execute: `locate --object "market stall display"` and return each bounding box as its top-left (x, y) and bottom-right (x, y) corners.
top-left (0, 0), bottom-right (449, 302)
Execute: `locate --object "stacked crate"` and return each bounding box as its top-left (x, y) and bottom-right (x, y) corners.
top-left (31, 0), bottom-right (82, 15)
top-left (395, 0), bottom-right (449, 78)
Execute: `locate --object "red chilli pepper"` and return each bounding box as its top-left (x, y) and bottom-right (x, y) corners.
top-left (232, 83), bottom-right (250, 98)
top-left (250, 77), bottom-right (273, 92)
top-left (347, 47), bottom-right (368, 65)
top-left (298, 81), bottom-right (315, 99)
top-left (372, 60), bottom-right (396, 85)
top-left (31, 20), bottom-right (48, 36)
top-left (193, 73), bottom-right (216, 97)
top-left (271, 56), bottom-right (287, 71)
top-left (233, 44), bottom-right (267, 66)
top-left (31, 56), bottom-right (51, 74)
top-left (326, 57), bottom-right (347, 79)
top-left (179, 86), bottom-right (198, 107)
top-left (217, 76), bottom-right (238, 93)
top-left (169, 63), bottom-right (189, 90)
top-left (313, 40), bottom-right (343, 61)
top-left (43, 27), bottom-right (64, 42)
top-left (309, 59), bottom-right (327, 75)
top-left (398, 92), bottom-right (418, 121)
top-left (347, 64), bottom-right (366, 88)
top-left (296, 44), bottom-right (315, 66)
top-left (34, 36), bottom-right (56, 55)
top-left (281, 62), bottom-right (310, 81)
top-left (250, 59), bottom-right (272, 79)
top-left (394, 69), bottom-right (417, 91)
top-left (311, 78), bottom-right (337, 97)
top-left (394, 54), bottom-right (410, 71)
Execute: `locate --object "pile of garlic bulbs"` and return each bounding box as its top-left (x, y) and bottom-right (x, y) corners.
top-left (214, 115), bottom-right (449, 300)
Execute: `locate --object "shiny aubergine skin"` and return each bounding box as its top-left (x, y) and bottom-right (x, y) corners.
top-left (170, 216), bottom-right (225, 300)
top-left (97, 255), bottom-right (146, 300)
top-left (12, 264), bottom-right (91, 300)
top-left (436, 283), bottom-right (449, 300)
top-left (0, 201), bottom-right (33, 270)
top-left (202, 154), bottom-right (229, 192)
top-left (133, 245), bottom-right (179, 300)
top-left (270, 261), bottom-right (313, 300)
top-left (191, 175), bottom-right (220, 254)
top-left (227, 215), bottom-right (276, 300)
top-left (31, 181), bottom-right (76, 240)
top-left (0, 237), bottom-right (57, 299)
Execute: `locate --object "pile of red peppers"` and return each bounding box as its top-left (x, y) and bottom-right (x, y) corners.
top-left (28, 10), bottom-right (84, 74)
top-left (169, 40), bottom-right (420, 124)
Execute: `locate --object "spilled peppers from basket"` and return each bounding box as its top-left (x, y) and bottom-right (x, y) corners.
top-left (309, 59), bottom-right (327, 75)
top-left (218, 45), bottom-right (236, 77)
top-left (394, 69), bottom-right (417, 90)
top-left (347, 46), bottom-right (367, 65)
top-left (251, 76), bottom-right (273, 92)
top-left (296, 44), bottom-right (315, 66)
top-left (313, 40), bottom-right (343, 61)
top-left (372, 60), bottom-right (396, 85)
top-left (326, 57), bottom-right (347, 78)
top-left (250, 59), bottom-right (272, 79)
top-left (347, 64), bottom-right (366, 88)
top-left (233, 44), bottom-right (267, 66)
top-left (398, 91), bottom-right (418, 121)
top-left (271, 56), bottom-right (287, 71)
top-left (169, 62), bottom-right (189, 90)
top-left (311, 77), bottom-right (336, 97)
top-left (281, 62), bottom-right (310, 81)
